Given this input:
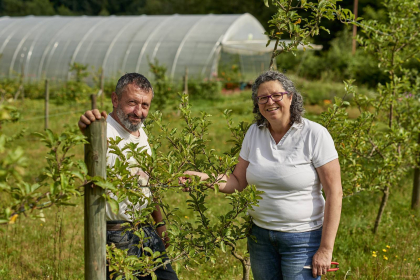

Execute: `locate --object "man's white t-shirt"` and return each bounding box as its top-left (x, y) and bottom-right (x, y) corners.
top-left (239, 118), bottom-right (338, 232)
top-left (105, 114), bottom-right (152, 222)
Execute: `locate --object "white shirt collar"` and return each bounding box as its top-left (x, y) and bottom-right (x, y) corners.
top-left (258, 120), bottom-right (304, 129)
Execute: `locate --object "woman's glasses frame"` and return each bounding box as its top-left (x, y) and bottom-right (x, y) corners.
top-left (257, 92), bottom-right (289, 104)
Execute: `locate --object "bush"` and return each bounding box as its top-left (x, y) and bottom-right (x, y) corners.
top-left (276, 29), bottom-right (390, 89)
top-left (187, 79), bottom-right (222, 100)
top-left (148, 59), bottom-right (176, 109)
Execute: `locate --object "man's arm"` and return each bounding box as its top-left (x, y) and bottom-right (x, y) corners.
top-left (78, 109), bottom-right (108, 134)
top-left (151, 197), bottom-right (169, 247)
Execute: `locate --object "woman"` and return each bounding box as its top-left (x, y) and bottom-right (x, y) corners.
top-left (183, 71), bottom-right (342, 279)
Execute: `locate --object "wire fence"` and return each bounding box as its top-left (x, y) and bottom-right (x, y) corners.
top-left (20, 109), bottom-right (88, 122)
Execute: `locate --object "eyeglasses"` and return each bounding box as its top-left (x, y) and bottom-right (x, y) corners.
top-left (257, 92), bottom-right (288, 104)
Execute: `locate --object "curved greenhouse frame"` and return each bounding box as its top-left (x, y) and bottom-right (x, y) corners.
top-left (0, 14), bottom-right (272, 83)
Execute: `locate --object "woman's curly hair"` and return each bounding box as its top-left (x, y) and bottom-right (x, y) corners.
top-left (251, 70), bottom-right (304, 127)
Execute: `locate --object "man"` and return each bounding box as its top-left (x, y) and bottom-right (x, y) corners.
top-left (78, 73), bottom-right (178, 280)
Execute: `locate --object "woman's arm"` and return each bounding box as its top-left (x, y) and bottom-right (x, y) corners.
top-left (311, 158), bottom-right (343, 278)
top-left (182, 157), bottom-right (249, 194)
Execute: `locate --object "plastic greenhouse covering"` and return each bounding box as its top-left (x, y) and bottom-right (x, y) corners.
top-left (0, 14), bottom-right (273, 83)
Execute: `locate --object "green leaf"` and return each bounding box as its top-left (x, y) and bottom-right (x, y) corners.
top-left (264, 0), bottom-right (269, 8)
top-left (107, 198), bottom-right (119, 214)
top-left (94, 179), bottom-right (116, 191)
top-left (70, 170), bottom-right (84, 181)
top-left (214, 184), bottom-right (219, 195)
top-left (144, 247), bottom-right (154, 256)
top-left (58, 202), bottom-right (77, 206)
top-left (220, 240), bottom-right (226, 253)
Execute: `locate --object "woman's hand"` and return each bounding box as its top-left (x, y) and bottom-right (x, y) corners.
top-left (311, 247), bottom-right (332, 277)
top-left (179, 157), bottom-right (249, 194)
top-left (178, 171), bottom-right (209, 191)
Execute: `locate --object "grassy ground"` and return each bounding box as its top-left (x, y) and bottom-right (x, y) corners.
top-left (0, 80), bottom-right (419, 279)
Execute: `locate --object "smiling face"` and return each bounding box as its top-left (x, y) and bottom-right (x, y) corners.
top-left (257, 80), bottom-right (292, 127)
top-left (112, 83), bottom-right (153, 133)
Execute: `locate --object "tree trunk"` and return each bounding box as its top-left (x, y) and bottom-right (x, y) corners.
top-left (268, 39), bottom-right (279, 70)
top-left (352, 0), bottom-right (358, 55)
top-left (229, 243), bottom-right (252, 280)
top-left (412, 133), bottom-right (420, 209)
top-left (373, 185), bottom-right (390, 234)
top-left (241, 257), bottom-right (251, 280)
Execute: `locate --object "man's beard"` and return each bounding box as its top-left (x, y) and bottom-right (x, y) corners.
top-left (116, 106), bottom-right (144, 132)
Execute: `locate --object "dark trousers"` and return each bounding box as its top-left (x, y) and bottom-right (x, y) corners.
top-left (106, 224), bottom-right (178, 280)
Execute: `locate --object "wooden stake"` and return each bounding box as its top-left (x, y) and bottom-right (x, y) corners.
top-left (21, 62), bottom-right (25, 101)
top-left (184, 67), bottom-right (188, 95)
top-left (100, 69), bottom-right (104, 109)
top-left (14, 60), bottom-right (25, 101)
top-left (44, 79), bottom-right (49, 130)
top-left (412, 133), bottom-right (420, 210)
top-left (84, 118), bottom-right (107, 280)
top-left (91, 94), bottom-right (97, 110)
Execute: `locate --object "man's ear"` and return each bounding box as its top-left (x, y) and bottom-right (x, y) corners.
top-left (111, 92), bottom-right (118, 108)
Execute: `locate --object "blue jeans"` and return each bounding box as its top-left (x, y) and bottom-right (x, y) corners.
top-left (106, 225), bottom-right (178, 280)
top-left (248, 224), bottom-right (322, 280)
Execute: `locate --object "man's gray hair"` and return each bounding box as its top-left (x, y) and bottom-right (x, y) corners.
top-left (251, 70), bottom-right (304, 126)
top-left (115, 73), bottom-right (154, 99)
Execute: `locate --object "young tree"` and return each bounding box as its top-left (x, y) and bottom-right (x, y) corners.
top-left (320, 0), bottom-right (420, 233)
top-left (264, 0), bottom-right (357, 69)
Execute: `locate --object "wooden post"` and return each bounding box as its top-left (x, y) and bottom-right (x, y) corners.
top-left (84, 118), bottom-right (107, 280)
top-left (100, 69), bottom-right (104, 109)
top-left (21, 62), bottom-right (25, 101)
top-left (44, 79), bottom-right (49, 130)
top-left (412, 133), bottom-right (420, 210)
top-left (14, 58), bottom-right (25, 101)
top-left (91, 94), bottom-right (97, 110)
top-left (352, 0), bottom-right (359, 55)
top-left (184, 67), bottom-right (188, 95)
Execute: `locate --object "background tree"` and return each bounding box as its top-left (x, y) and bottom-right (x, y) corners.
top-left (320, 0), bottom-right (420, 233)
top-left (0, 0), bottom-right (383, 50)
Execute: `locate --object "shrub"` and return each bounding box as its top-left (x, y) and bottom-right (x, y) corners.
top-left (187, 79), bottom-right (222, 101)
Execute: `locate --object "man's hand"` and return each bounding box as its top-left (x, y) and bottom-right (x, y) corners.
top-left (78, 109), bottom-right (108, 134)
top-left (156, 225), bottom-right (169, 248)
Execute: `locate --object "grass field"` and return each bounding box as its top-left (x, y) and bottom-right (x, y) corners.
top-left (0, 79), bottom-right (419, 279)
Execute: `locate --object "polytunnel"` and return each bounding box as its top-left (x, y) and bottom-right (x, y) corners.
top-left (0, 14), bottom-right (273, 83)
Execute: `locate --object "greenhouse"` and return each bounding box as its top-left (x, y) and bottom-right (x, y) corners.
top-left (0, 14), bottom-right (275, 83)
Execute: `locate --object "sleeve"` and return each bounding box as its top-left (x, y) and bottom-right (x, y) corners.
top-left (239, 125), bottom-right (253, 161)
top-left (312, 127), bottom-right (338, 168)
top-left (106, 123), bottom-right (117, 168)
top-left (106, 151), bottom-right (117, 168)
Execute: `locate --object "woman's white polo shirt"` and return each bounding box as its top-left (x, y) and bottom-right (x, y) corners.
top-left (239, 118), bottom-right (338, 232)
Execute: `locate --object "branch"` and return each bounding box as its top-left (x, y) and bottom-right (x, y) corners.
top-left (134, 251), bottom-right (188, 277)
